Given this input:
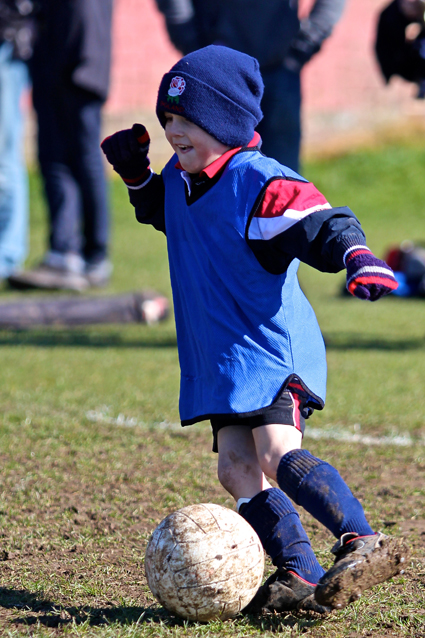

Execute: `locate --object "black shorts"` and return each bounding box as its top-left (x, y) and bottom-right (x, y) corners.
top-left (210, 387), bottom-right (314, 453)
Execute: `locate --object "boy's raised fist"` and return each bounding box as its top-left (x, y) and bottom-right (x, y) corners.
top-left (101, 124), bottom-right (151, 186)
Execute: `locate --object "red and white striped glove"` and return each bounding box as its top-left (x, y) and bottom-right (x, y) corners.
top-left (344, 245), bottom-right (398, 301)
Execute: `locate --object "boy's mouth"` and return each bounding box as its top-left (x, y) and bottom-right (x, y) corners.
top-left (177, 144), bottom-right (192, 153)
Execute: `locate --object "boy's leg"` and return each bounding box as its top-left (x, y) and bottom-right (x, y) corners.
top-left (253, 426), bottom-right (409, 609)
top-left (278, 448), bottom-right (409, 609)
top-left (216, 425), bottom-right (270, 501)
top-left (275, 446), bottom-right (375, 538)
top-left (217, 426), bottom-right (328, 614)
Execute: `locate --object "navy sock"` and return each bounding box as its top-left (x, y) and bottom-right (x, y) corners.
top-left (277, 449), bottom-right (374, 538)
top-left (241, 487), bottom-right (325, 584)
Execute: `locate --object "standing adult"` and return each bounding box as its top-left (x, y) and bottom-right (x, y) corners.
top-left (0, 0), bottom-right (37, 282)
top-left (155, 0), bottom-right (346, 172)
top-left (9, 0), bottom-right (113, 291)
top-left (375, 0), bottom-right (425, 95)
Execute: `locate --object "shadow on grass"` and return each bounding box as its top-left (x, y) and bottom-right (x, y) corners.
top-left (0, 588), bottom-right (321, 631)
top-left (0, 329), bottom-right (423, 351)
top-left (0, 588), bottom-right (181, 628)
top-left (0, 329), bottom-right (177, 349)
top-left (323, 332), bottom-right (425, 351)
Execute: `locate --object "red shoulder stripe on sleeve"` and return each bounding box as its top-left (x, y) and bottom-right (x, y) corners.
top-left (249, 179), bottom-right (331, 240)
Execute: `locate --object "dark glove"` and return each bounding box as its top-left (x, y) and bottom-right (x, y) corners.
top-left (101, 124), bottom-right (151, 187)
top-left (345, 246), bottom-right (398, 301)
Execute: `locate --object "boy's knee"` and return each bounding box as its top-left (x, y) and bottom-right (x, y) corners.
top-left (217, 451), bottom-right (264, 497)
top-left (252, 423), bottom-right (303, 481)
top-left (257, 453), bottom-right (280, 481)
top-left (217, 454), bottom-right (249, 488)
top-left (258, 446), bottom-right (301, 482)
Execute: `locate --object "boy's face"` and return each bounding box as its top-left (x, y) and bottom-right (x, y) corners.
top-left (164, 113), bottom-right (230, 174)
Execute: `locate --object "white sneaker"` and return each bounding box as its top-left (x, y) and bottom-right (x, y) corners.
top-left (85, 259), bottom-right (112, 288)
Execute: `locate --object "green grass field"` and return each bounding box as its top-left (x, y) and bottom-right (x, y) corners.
top-left (0, 137), bottom-right (424, 637)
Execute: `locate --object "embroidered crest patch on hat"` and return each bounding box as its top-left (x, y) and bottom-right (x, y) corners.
top-left (168, 76), bottom-right (186, 97)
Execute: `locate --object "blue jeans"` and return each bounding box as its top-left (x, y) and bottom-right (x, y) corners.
top-left (32, 81), bottom-right (109, 265)
top-left (256, 66), bottom-right (301, 173)
top-left (0, 42), bottom-right (29, 278)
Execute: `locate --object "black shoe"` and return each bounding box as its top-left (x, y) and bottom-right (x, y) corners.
top-left (243, 569), bottom-right (330, 615)
top-left (315, 532), bottom-right (410, 610)
top-left (7, 263), bottom-right (89, 292)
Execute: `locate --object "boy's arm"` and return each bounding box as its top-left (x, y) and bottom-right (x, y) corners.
top-left (246, 178), bottom-right (398, 301)
top-left (101, 124), bottom-right (166, 234)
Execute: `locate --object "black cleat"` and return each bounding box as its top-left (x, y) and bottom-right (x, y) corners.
top-left (315, 532), bottom-right (410, 610)
top-left (243, 569), bottom-right (330, 616)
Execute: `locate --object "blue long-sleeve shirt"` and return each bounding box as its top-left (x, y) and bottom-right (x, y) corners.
top-left (129, 135), bottom-right (366, 277)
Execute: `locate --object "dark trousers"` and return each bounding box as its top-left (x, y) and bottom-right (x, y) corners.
top-left (256, 66), bottom-right (302, 173)
top-left (33, 83), bottom-right (109, 264)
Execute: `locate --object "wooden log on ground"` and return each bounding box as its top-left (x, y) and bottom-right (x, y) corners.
top-left (0, 291), bottom-right (169, 328)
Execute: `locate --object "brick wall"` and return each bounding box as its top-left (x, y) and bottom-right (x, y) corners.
top-left (107, 0), bottom-right (179, 114)
top-left (104, 0), bottom-right (425, 160)
top-left (301, 0), bottom-right (425, 148)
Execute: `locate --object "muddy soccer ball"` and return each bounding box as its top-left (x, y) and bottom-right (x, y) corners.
top-left (144, 503), bottom-right (264, 621)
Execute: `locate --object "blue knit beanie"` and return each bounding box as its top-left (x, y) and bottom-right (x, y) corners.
top-left (156, 45), bottom-right (264, 148)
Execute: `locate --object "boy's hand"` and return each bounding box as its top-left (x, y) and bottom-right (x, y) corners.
top-left (344, 246), bottom-right (398, 301)
top-left (101, 124), bottom-right (151, 187)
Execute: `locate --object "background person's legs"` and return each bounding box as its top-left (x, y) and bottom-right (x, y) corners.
top-left (10, 82), bottom-right (110, 290)
top-left (34, 81), bottom-right (82, 260)
top-left (256, 66), bottom-right (301, 173)
top-left (66, 86), bottom-right (109, 272)
top-left (0, 42), bottom-right (29, 279)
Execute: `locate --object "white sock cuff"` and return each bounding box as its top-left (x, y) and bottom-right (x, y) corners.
top-left (237, 497), bottom-right (252, 513)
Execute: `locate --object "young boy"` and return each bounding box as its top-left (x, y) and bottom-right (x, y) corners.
top-left (101, 45), bottom-right (409, 615)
